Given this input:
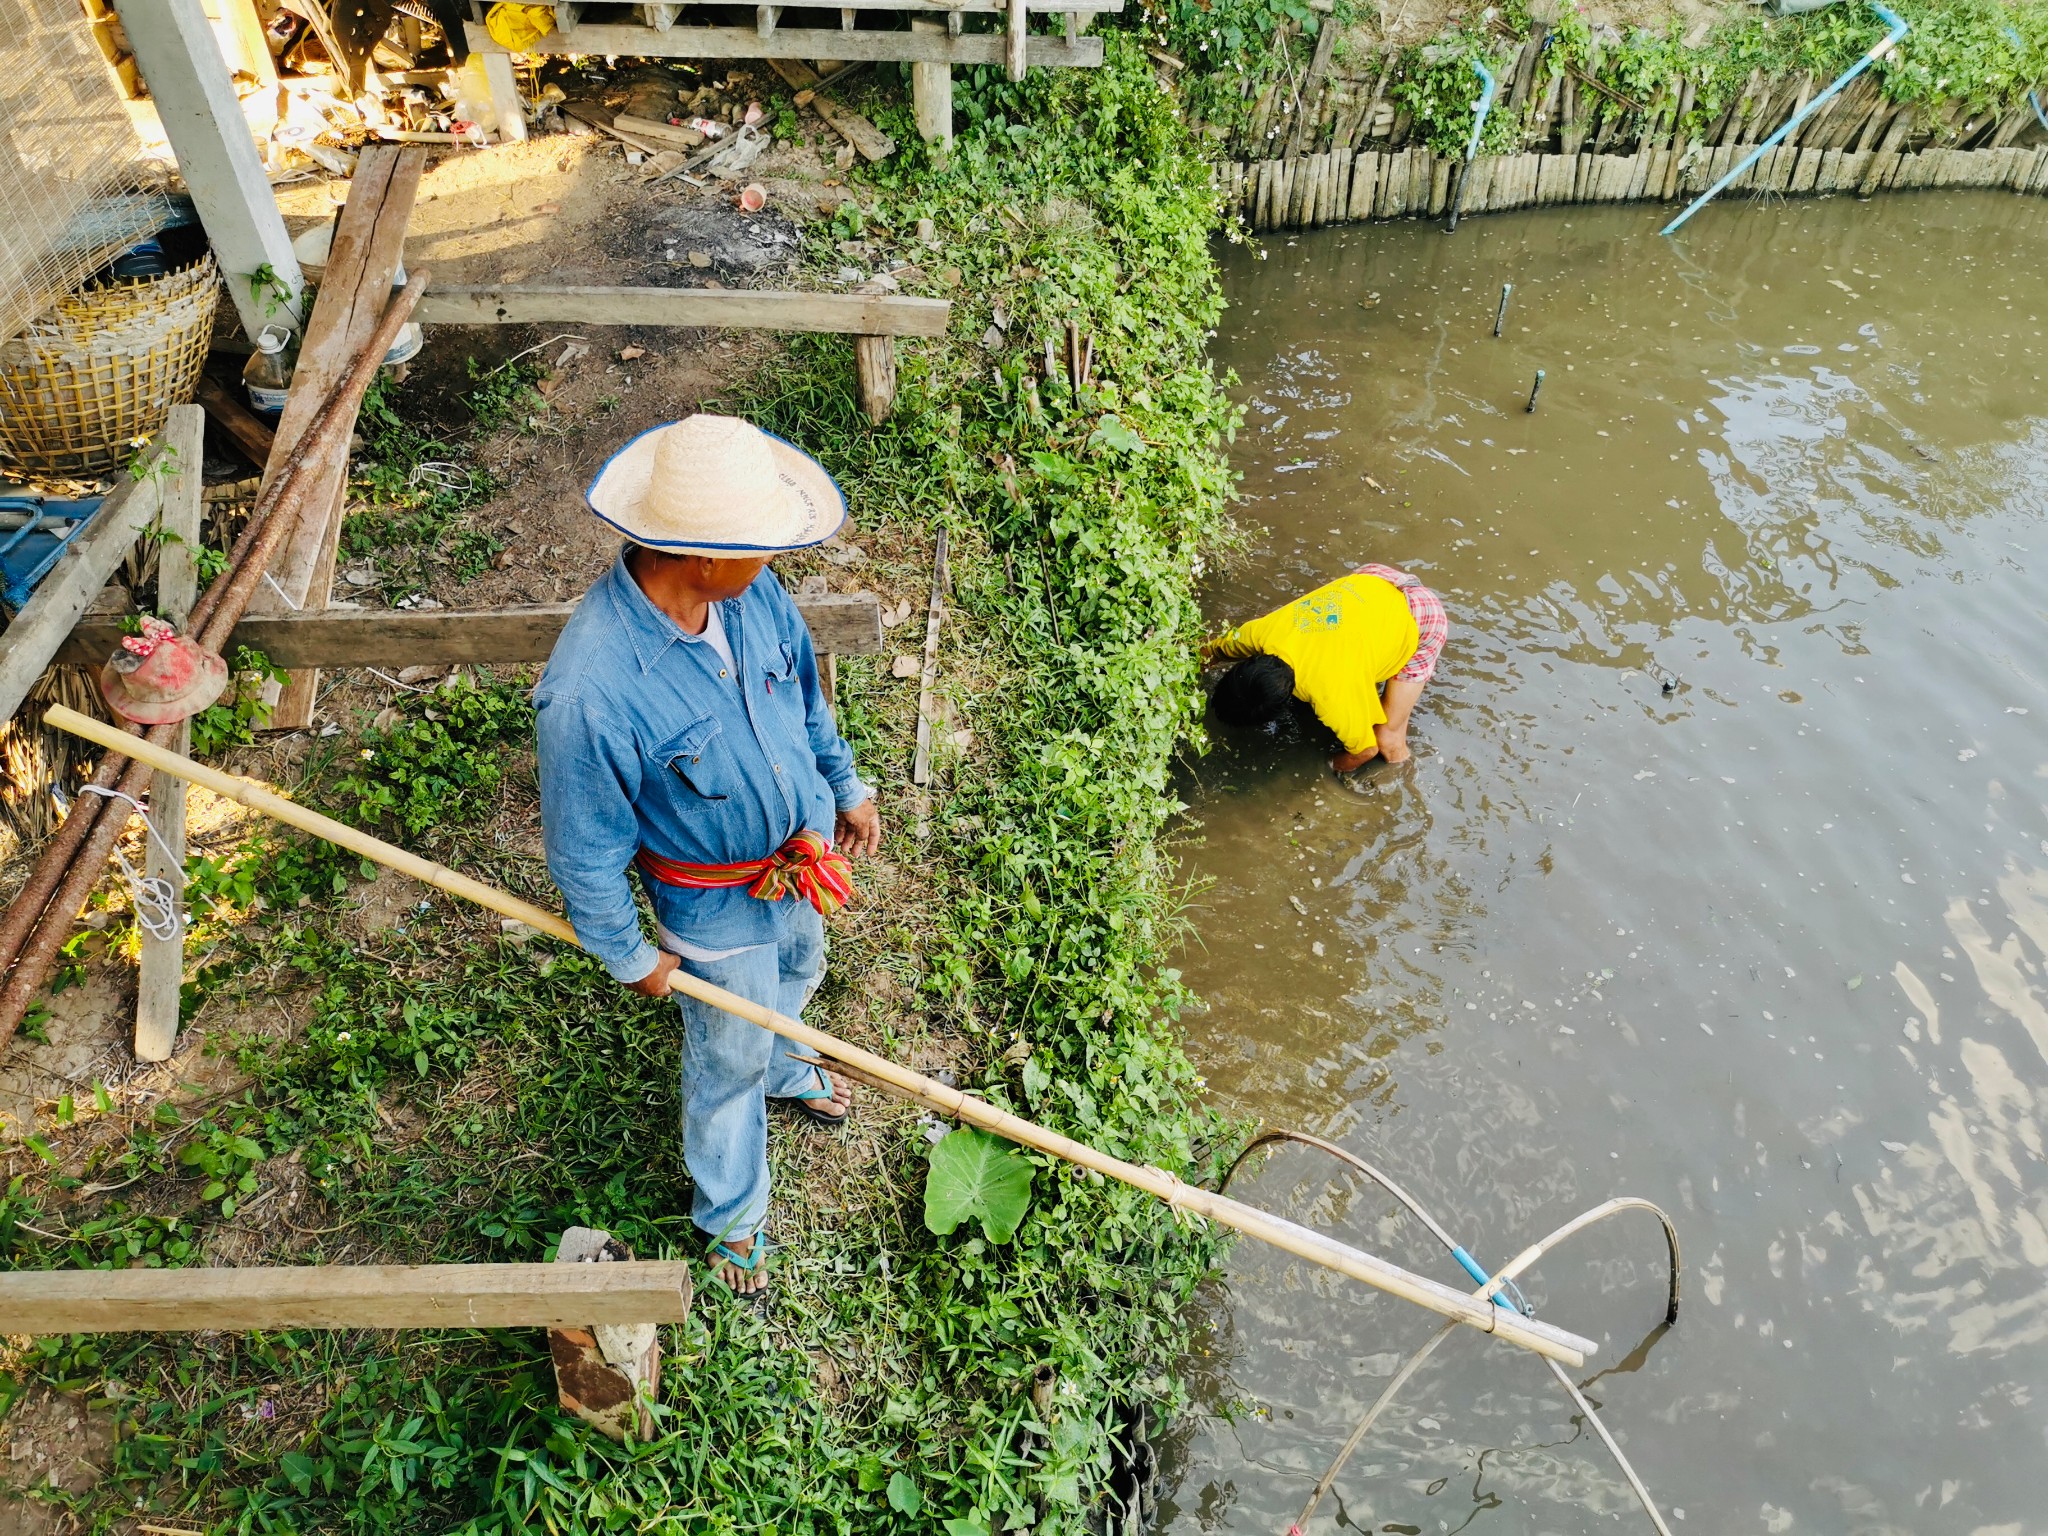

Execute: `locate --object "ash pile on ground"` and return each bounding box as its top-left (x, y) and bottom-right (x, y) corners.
top-left (628, 200), bottom-right (801, 287)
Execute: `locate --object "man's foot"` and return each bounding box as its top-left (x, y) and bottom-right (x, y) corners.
top-left (708, 1231), bottom-right (771, 1301)
top-left (777, 1065), bottom-right (853, 1130)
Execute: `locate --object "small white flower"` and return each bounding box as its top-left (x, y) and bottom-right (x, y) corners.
top-left (336, 1031), bottom-right (351, 1042)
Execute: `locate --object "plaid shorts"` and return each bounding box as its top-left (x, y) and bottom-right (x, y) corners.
top-left (1357, 563), bottom-right (1447, 684)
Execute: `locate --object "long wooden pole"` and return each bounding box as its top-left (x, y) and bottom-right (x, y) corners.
top-left (41, 706), bottom-right (1596, 1367)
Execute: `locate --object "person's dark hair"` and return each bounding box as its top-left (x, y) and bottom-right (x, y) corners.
top-left (1212, 654), bottom-right (1296, 729)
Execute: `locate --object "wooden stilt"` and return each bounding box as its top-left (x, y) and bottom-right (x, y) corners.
top-left (853, 335), bottom-right (896, 423)
top-left (134, 406), bottom-right (203, 1064)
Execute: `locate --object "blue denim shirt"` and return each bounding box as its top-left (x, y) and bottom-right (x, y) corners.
top-left (535, 553), bottom-right (871, 983)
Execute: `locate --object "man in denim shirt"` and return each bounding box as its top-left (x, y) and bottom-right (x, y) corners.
top-left (536, 414), bottom-right (880, 1300)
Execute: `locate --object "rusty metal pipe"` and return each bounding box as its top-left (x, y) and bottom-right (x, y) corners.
top-left (0, 274), bottom-right (429, 1042)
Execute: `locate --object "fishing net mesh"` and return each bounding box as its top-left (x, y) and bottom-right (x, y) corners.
top-left (0, 0), bottom-right (170, 348)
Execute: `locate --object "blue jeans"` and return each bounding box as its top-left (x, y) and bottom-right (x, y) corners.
top-left (669, 900), bottom-right (826, 1244)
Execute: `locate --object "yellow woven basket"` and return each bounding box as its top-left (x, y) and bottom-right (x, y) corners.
top-left (0, 255), bottom-right (219, 476)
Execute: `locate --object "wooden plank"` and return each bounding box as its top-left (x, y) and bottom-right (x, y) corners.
top-left (192, 373), bottom-right (275, 467)
top-left (135, 406), bottom-right (204, 1064)
top-left (62, 595), bottom-right (888, 669)
top-left (513, 21), bottom-right (1104, 65)
top-left (416, 285), bottom-right (949, 337)
top-left (250, 146), bottom-right (424, 730)
top-left (0, 1261), bottom-right (694, 1334)
top-left (547, 0), bottom-right (1124, 11)
top-left (0, 444), bottom-right (166, 724)
top-left (810, 93), bottom-right (897, 161)
top-left (612, 112), bottom-right (707, 150)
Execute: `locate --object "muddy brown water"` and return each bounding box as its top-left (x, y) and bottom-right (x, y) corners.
top-left (1163, 192), bottom-right (2048, 1535)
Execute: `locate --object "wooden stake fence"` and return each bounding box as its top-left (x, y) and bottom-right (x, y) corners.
top-left (43, 705), bottom-right (1599, 1368)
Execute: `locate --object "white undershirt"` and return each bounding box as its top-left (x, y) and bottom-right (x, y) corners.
top-left (664, 602), bottom-right (753, 963)
top-left (697, 600), bottom-right (736, 675)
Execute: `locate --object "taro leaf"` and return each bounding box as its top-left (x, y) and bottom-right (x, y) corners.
top-left (924, 1127), bottom-right (1035, 1243)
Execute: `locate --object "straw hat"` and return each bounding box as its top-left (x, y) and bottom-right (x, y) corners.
top-left (584, 413), bottom-right (845, 556)
top-left (99, 618), bottom-right (227, 725)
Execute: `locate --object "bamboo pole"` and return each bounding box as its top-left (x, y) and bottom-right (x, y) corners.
top-left (41, 705), bottom-right (1597, 1368)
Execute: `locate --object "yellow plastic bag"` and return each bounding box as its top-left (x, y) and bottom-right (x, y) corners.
top-left (485, 2), bottom-right (556, 51)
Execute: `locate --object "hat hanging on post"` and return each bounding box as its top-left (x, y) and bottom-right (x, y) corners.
top-left (99, 616), bottom-right (229, 725)
top-left (584, 413), bottom-right (846, 556)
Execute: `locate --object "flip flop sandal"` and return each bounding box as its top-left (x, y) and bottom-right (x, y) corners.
top-left (775, 1064), bottom-right (852, 1133)
top-left (706, 1229), bottom-right (773, 1308)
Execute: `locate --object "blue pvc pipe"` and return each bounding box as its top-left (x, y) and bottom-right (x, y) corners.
top-left (1446, 59), bottom-right (1500, 232)
top-left (1662, 1), bottom-right (1910, 236)
top-left (2004, 29), bottom-right (2048, 130)
top-left (1450, 1246), bottom-right (1522, 1311)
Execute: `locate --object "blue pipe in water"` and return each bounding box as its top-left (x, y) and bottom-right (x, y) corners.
top-left (1662, 1), bottom-right (1909, 236)
top-left (2003, 28), bottom-right (2048, 130)
top-left (1446, 58), bottom-right (1499, 232)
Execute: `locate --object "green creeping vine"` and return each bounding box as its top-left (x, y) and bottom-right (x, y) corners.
top-left (2, 37), bottom-right (1242, 1536)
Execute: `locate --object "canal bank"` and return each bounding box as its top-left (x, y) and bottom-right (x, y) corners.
top-left (1167, 189), bottom-right (2048, 1532)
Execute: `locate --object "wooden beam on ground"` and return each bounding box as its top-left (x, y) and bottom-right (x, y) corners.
top-left (135, 406), bottom-right (203, 1064)
top-left (246, 145), bottom-right (424, 732)
top-left (415, 285), bottom-right (949, 337)
top-left (192, 373), bottom-right (275, 468)
top-left (810, 93), bottom-right (897, 161)
top-left (477, 19), bottom-right (1104, 66)
top-left (0, 442), bottom-right (167, 725)
top-left (0, 1261), bottom-right (694, 1334)
top-left (61, 594), bottom-right (887, 670)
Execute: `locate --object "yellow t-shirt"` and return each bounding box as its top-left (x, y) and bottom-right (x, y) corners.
top-left (1213, 572), bottom-right (1420, 753)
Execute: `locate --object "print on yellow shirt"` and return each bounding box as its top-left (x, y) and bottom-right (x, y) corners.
top-left (1212, 572), bottom-right (1421, 754)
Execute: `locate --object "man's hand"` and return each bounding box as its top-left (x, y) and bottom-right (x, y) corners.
top-left (835, 796), bottom-right (882, 858)
top-left (1331, 747), bottom-right (1379, 774)
top-left (627, 950), bottom-right (681, 999)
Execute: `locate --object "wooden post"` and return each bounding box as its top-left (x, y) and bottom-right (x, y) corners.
top-left (463, 25), bottom-right (529, 143)
top-left (1006, 0), bottom-right (1027, 82)
top-left (911, 18), bottom-right (953, 159)
top-left (135, 405), bottom-right (203, 1063)
top-left (549, 1228), bottom-right (668, 1442)
top-left (910, 529), bottom-right (947, 787)
top-left (853, 334), bottom-right (897, 424)
top-left (111, 0), bottom-right (305, 338)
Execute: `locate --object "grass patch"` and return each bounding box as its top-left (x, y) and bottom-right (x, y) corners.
top-left (2, 35), bottom-right (1245, 1536)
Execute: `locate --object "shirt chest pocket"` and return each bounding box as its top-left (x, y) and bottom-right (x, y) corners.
top-left (760, 641), bottom-right (799, 699)
top-left (655, 717), bottom-right (732, 802)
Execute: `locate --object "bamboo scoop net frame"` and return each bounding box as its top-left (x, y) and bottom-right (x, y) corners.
top-left (1219, 1130), bottom-right (1681, 1534)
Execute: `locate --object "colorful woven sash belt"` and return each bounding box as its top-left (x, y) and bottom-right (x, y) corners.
top-left (634, 829), bottom-right (856, 917)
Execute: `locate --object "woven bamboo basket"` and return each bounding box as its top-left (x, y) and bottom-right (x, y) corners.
top-left (0, 255), bottom-right (219, 476)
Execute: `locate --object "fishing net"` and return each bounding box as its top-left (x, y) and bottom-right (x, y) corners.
top-left (0, 0), bottom-right (172, 349)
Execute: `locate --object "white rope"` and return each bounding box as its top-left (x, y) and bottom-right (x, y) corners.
top-left (76, 785), bottom-right (183, 943)
top-left (262, 571), bottom-right (303, 610)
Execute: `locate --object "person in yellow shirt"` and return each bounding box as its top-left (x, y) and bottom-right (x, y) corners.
top-left (1203, 563), bottom-right (1448, 770)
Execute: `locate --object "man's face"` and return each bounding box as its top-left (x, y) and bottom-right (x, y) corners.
top-left (693, 555), bottom-right (770, 600)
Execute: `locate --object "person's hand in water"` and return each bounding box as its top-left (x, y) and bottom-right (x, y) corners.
top-left (1331, 746), bottom-right (1379, 773)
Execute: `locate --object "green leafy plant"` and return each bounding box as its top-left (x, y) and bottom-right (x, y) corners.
top-left (924, 1128), bottom-right (1036, 1242)
top-left (189, 646), bottom-right (288, 756)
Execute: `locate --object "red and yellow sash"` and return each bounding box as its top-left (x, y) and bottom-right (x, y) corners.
top-left (634, 829), bottom-right (856, 917)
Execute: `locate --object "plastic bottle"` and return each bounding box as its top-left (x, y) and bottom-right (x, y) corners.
top-left (383, 261), bottom-right (423, 367)
top-left (242, 324), bottom-right (297, 418)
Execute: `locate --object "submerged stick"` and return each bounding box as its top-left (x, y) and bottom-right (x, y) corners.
top-left (1526, 368), bottom-right (1545, 411)
top-left (1494, 282), bottom-right (1512, 337)
top-left (42, 706), bottom-right (1597, 1367)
